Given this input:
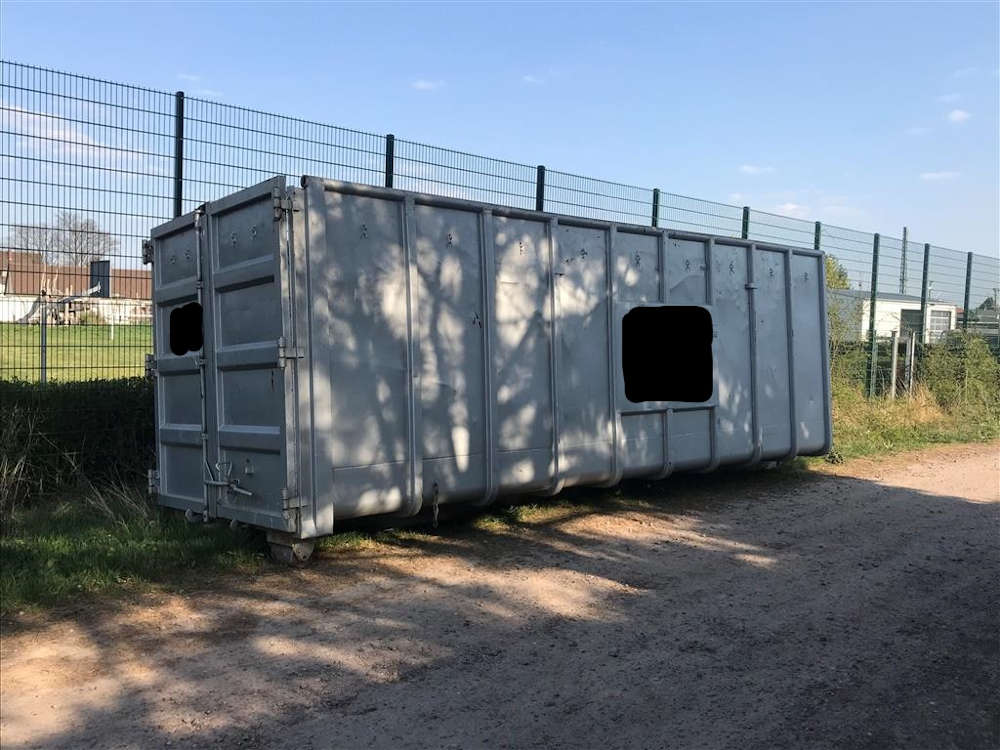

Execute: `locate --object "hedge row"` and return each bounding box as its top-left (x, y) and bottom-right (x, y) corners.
top-left (1, 377), bottom-right (155, 496)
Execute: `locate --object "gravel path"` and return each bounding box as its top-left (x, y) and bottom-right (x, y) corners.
top-left (2, 441), bottom-right (997, 749)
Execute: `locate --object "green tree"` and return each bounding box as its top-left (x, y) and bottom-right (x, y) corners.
top-left (825, 254), bottom-right (850, 290)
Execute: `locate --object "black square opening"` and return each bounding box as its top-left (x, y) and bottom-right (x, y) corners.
top-left (169, 301), bottom-right (204, 356)
top-left (622, 306), bottom-right (713, 403)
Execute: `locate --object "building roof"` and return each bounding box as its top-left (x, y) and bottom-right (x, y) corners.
top-left (0, 250), bottom-right (151, 300)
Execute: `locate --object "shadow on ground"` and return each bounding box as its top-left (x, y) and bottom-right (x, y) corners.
top-left (2, 452), bottom-right (998, 750)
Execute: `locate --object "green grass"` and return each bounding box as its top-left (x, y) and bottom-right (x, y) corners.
top-left (0, 484), bottom-right (265, 616)
top-left (0, 322), bottom-right (151, 381)
top-left (823, 384), bottom-right (999, 462)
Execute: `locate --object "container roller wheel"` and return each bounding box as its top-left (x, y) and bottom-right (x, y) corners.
top-left (266, 531), bottom-right (315, 565)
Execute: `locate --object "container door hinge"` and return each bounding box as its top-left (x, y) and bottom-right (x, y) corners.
top-left (277, 336), bottom-right (304, 365)
top-left (147, 469), bottom-right (159, 496)
top-left (273, 189), bottom-right (293, 220)
top-left (145, 353), bottom-right (157, 379)
top-left (281, 488), bottom-right (305, 510)
top-left (142, 240), bottom-right (154, 265)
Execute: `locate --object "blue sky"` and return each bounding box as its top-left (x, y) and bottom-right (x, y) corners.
top-left (2, 1), bottom-right (998, 255)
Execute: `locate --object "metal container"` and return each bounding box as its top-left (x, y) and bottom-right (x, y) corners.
top-left (146, 176), bottom-right (832, 559)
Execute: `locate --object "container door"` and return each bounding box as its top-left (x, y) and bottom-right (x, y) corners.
top-left (203, 176), bottom-right (298, 532)
top-left (150, 211), bottom-right (210, 518)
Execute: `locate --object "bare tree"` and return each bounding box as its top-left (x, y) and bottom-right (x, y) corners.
top-left (8, 211), bottom-right (118, 266)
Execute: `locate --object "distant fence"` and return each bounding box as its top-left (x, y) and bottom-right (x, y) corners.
top-left (2, 59), bottom-right (998, 395)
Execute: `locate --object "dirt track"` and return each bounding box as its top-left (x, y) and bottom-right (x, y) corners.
top-left (2, 442), bottom-right (998, 749)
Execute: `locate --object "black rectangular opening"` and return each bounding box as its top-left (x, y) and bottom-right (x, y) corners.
top-left (622, 306), bottom-right (713, 403)
top-left (169, 301), bottom-right (203, 356)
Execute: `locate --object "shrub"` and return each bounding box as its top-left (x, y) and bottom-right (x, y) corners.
top-left (921, 332), bottom-right (1000, 412)
top-left (0, 378), bottom-right (154, 530)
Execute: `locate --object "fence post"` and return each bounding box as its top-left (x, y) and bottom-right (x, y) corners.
top-left (904, 331), bottom-right (916, 395)
top-left (963, 252), bottom-right (973, 331)
top-left (39, 293), bottom-right (47, 384)
top-left (535, 165), bottom-right (546, 212)
top-left (651, 188), bottom-right (660, 228)
top-left (889, 328), bottom-right (900, 399)
top-left (899, 226), bottom-right (908, 294)
top-left (918, 242), bottom-right (931, 344)
top-left (867, 233), bottom-right (880, 398)
top-left (173, 91), bottom-right (185, 218)
top-left (741, 206), bottom-right (750, 240)
top-left (813, 221), bottom-right (821, 251)
top-left (384, 133), bottom-right (395, 189)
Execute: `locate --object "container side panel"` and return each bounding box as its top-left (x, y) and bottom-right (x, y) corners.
top-left (161, 372), bottom-right (201, 425)
top-left (791, 253), bottom-right (827, 454)
top-left (664, 238), bottom-right (712, 469)
top-left (414, 205), bottom-right (487, 499)
top-left (711, 243), bottom-right (754, 462)
top-left (752, 249), bottom-right (793, 458)
top-left (217, 284), bottom-right (283, 347)
top-left (221, 369), bottom-right (284, 427)
top-left (493, 217), bottom-right (553, 459)
top-left (666, 238), bottom-right (708, 304)
top-left (157, 229), bottom-right (199, 287)
top-left (615, 231), bottom-right (660, 302)
top-left (554, 224), bottom-right (613, 482)
top-left (316, 190), bottom-right (411, 517)
top-left (669, 410), bottom-right (712, 470)
top-left (621, 412), bottom-right (663, 477)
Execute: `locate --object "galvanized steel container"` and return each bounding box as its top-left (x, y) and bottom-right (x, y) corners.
top-left (146, 176), bottom-right (832, 554)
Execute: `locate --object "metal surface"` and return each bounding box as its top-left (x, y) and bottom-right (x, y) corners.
top-left (149, 176), bottom-right (833, 540)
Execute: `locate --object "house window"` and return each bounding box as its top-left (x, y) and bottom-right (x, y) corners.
top-left (928, 310), bottom-right (951, 342)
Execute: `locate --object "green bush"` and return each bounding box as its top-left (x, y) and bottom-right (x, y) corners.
top-left (921, 332), bottom-right (1000, 413)
top-left (0, 378), bottom-right (154, 530)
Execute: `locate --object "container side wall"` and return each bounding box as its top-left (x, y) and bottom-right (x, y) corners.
top-left (287, 179), bottom-right (831, 528)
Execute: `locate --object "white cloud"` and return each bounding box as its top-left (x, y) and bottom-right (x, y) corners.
top-left (937, 93), bottom-right (961, 103)
top-left (739, 164), bottom-right (774, 175)
top-left (522, 74), bottom-right (544, 85)
top-left (411, 79), bottom-right (445, 91)
top-left (920, 171), bottom-right (960, 181)
top-left (1, 101), bottom-right (162, 173)
top-left (177, 73), bottom-right (202, 83)
top-left (905, 126), bottom-right (931, 136)
top-left (775, 202), bottom-right (809, 219)
top-left (947, 109), bottom-right (971, 123)
top-left (952, 66), bottom-right (977, 78)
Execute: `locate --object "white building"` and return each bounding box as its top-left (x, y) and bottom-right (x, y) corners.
top-left (829, 289), bottom-right (958, 343)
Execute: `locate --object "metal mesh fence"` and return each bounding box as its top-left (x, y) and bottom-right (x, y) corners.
top-left (1, 61), bottom-right (171, 381)
top-left (394, 138), bottom-right (536, 209)
top-left (747, 209), bottom-right (815, 250)
top-left (182, 97), bottom-right (385, 210)
top-left (1, 59), bottom-right (996, 397)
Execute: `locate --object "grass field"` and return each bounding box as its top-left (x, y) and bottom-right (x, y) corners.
top-left (0, 322), bottom-right (151, 381)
